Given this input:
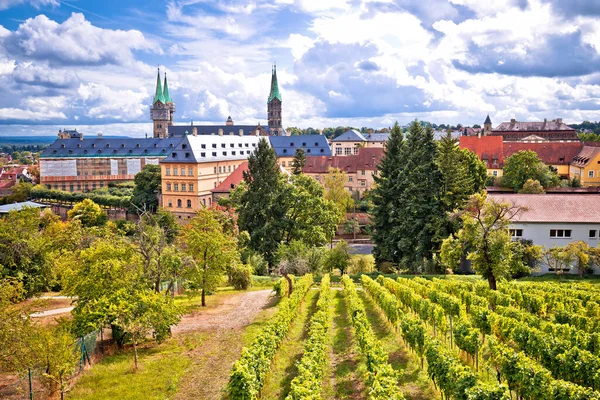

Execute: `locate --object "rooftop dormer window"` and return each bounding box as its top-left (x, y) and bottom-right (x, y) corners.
top-left (53, 150), bottom-right (57, 154)
top-left (92, 144), bottom-right (96, 148)
top-left (315, 142), bottom-right (319, 147)
top-left (136, 144), bottom-right (141, 148)
top-left (302, 142), bottom-right (306, 146)
top-left (172, 152), bottom-right (177, 157)
top-left (144, 149), bottom-right (148, 153)
top-left (121, 144), bottom-right (125, 148)
top-left (290, 142), bottom-right (294, 147)
top-left (98, 150), bottom-right (102, 154)
top-left (182, 144), bottom-right (187, 149)
top-left (185, 152), bottom-right (190, 158)
top-left (84, 150), bottom-right (88, 154)
top-left (106, 143), bottom-right (110, 148)
top-left (129, 150), bottom-right (133, 154)
top-left (61, 144), bottom-right (65, 148)
top-left (77, 144), bottom-right (81, 148)
top-left (68, 150), bottom-right (72, 154)
top-left (154, 143), bottom-right (158, 148)
top-left (283, 149), bottom-right (287, 154)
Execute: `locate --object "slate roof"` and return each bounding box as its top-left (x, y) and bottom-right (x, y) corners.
top-left (504, 142), bottom-right (583, 165)
top-left (493, 120), bottom-right (575, 132)
top-left (332, 130), bottom-right (367, 142)
top-left (0, 201), bottom-right (48, 214)
top-left (572, 146), bottom-right (600, 167)
top-left (484, 115), bottom-right (492, 125)
top-left (167, 124), bottom-right (264, 137)
top-left (41, 137), bottom-right (184, 159)
top-left (364, 133), bottom-right (389, 142)
top-left (212, 161), bottom-right (248, 194)
top-left (161, 134), bottom-right (262, 164)
top-left (269, 135), bottom-right (331, 157)
top-left (303, 147), bottom-right (384, 174)
top-left (488, 194), bottom-right (600, 224)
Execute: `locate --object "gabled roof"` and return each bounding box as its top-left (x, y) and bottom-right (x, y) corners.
top-left (572, 145), bottom-right (600, 167)
top-left (459, 136), bottom-right (504, 168)
top-left (504, 142), bottom-right (583, 165)
top-left (493, 119), bottom-right (575, 132)
top-left (332, 129), bottom-right (366, 142)
top-left (269, 135), bottom-right (331, 157)
top-left (489, 194), bottom-right (600, 224)
top-left (364, 133), bottom-right (389, 142)
top-left (167, 124), bottom-right (266, 137)
top-left (41, 137), bottom-right (184, 159)
top-left (303, 147), bottom-right (384, 174)
top-left (212, 161), bottom-right (248, 194)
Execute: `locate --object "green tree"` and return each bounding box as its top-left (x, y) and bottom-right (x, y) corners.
top-left (372, 122), bottom-right (404, 264)
top-left (68, 198), bottom-right (107, 227)
top-left (130, 164), bottom-right (161, 213)
top-left (277, 240), bottom-right (309, 296)
top-left (519, 179), bottom-right (545, 194)
top-left (324, 240), bottom-right (352, 275)
top-left (440, 192), bottom-right (525, 290)
top-left (323, 167), bottom-right (354, 223)
top-left (350, 254), bottom-right (375, 274)
top-left (182, 208), bottom-right (240, 306)
top-left (501, 150), bottom-right (560, 191)
top-left (7, 181), bottom-right (33, 203)
top-left (543, 246), bottom-right (574, 275)
top-left (239, 138), bottom-right (286, 270)
top-left (565, 241), bottom-right (593, 277)
top-left (291, 148), bottom-right (306, 175)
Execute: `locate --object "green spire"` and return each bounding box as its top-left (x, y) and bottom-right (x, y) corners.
top-left (153, 68), bottom-right (165, 104)
top-left (163, 72), bottom-right (172, 103)
top-left (268, 64), bottom-right (281, 103)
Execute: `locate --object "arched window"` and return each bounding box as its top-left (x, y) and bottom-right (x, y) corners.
top-left (187, 200), bottom-right (192, 208)
top-left (177, 199), bottom-right (182, 208)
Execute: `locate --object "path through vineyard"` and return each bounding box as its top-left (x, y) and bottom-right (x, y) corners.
top-left (173, 289), bottom-right (275, 400)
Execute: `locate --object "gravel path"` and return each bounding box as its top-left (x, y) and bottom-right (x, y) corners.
top-left (30, 306), bottom-right (74, 318)
top-left (172, 289), bottom-right (273, 334)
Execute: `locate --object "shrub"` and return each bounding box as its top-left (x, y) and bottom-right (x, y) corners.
top-left (229, 263), bottom-right (253, 290)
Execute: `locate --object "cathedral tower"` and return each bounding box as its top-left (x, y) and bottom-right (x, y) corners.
top-left (267, 64), bottom-right (283, 136)
top-left (150, 69), bottom-right (175, 138)
top-left (483, 114), bottom-right (492, 136)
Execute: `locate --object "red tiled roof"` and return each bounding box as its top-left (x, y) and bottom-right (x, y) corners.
top-left (211, 161), bottom-right (248, 193)
top-left (488, 193), bottom-right (600, 223)
top-left (504, 142), bottom-right (583, 165)
top-left (303, 147), bottom-right (384, 174)
top-left (459, 136), bottom-right (504, 168)
top-left (0, 180), bottom-right (16, 189)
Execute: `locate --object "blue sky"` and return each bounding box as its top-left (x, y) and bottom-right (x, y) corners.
top-left (1, 0), bottom-right (600, 135)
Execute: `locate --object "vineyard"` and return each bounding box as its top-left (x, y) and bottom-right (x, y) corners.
top-left (227, 275), bottom-right (600, 400)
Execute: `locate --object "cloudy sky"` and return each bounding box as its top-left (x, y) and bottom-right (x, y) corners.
top-left (1, 0), bottom-right (600, 136)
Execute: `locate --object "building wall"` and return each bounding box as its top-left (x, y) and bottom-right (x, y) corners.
top-left (332, 142), bottom-right (362, 156)
top-left (161, 160), bottom-right (245, 216)
top-left (570, 153), bottom-right (600, 187)
top-left (307, 169), bottom-right (377, 197)
top-left (510, 221), bottom-right (600, 274)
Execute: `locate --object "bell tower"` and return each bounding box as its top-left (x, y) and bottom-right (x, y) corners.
top-left (150, 68), bottom-right (174, 138)
top-left (483, 114), bottom-right (492, 136)
top-left (267, 64), bottom-right (283, 136)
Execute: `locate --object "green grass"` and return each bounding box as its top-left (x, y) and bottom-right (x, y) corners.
top-left (322, 290), bottom-right (365, 400)
top-left (359, 291), bottom-right (439, 400)
top-left (516, 274), bottom-right (600, 284)
top-left (68, 340), bottom-right (191, 400)
top-left (260, 288), bottom-right (320, 399)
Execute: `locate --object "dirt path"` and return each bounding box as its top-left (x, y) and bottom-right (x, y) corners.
top-left (173, 289), bottom-right (272, 334)
top-left (173, 289), bottom-right (275, 400)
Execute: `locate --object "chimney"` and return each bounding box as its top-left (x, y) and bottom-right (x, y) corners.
top-left (97, 132), bottom-right (102, 139)
top-left (556, 118), bottom-right (563, 124)
top-left (510, 118), bottom-right (516, 124)
top-left (218, 128), bottom-right (223, 136)
top-left (192, 127), bottom-right (197, 136)
top-left (79, 132), bottom-right (84, 141)
top-left (229, 131), bottom-right (234, 136)
top-left (239, 129), bottom-right (243, 136)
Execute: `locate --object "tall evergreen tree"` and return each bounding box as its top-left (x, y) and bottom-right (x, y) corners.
top-left (238, 138), bottom-right (286, 270)
top-left (291, 148), bottom-right (306, 175)
top-left (371, 122), bottom-right (405, 264)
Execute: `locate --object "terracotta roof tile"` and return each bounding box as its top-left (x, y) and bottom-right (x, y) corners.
top-left (504, 142), bottom-right (583, 165)
top-left (211, 161), bottom-right (248, 193)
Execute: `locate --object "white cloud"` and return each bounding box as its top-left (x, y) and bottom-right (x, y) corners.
top-left (0, 0), bottom-right (57, 11)
top-left (0, 107), bottom-right (66, 121)
top-left (77, 83), bottom-right (148, 121)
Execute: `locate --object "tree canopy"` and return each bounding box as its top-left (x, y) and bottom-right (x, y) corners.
top-left (501, 150), bottom-right (559, 191)
top-left (130, 164), bottom-right (161, 213)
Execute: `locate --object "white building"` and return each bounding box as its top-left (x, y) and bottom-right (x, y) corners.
top-left (489, 194), bottom-right (600, 275)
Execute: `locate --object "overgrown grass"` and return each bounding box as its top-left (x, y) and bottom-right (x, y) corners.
top-left (68, 340), bottom-right (191, 400)
top-left (260, 288), bottom-right (320, 399)
top-left (359, 291), bottom-right (439, 400)
top-left (173, 285), bottom-right (275, 313)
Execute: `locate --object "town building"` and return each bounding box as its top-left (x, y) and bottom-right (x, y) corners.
top-left (303, 147), bottom-right (384, 198)
top-left (570, 144), bottom-right (600, 187)
top-left (489, 193), bottom-right (600, 274)
top-left (211, 161), bottom-right (249, 204)
top-left (160, 133), bottom-right (262, 218)
top-left (150, 70), bottom-right (175, 139)
top-left (270, 135), bottom-right (332, 172)
top-left (331, 130), bottom-right (389, 156)
top-left (0, 165), bottom-right (32, 196)
top-left (464, 115), bottom-right (580, 142)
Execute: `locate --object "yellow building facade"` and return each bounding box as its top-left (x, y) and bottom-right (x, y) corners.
top-left (570, 146), bottom-right (600, 187)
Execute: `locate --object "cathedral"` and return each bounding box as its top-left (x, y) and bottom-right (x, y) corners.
top-left (150, 65), bottom-right (285, 138)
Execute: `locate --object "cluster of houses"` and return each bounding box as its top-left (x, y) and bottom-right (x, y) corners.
top-left (0, 165), bottom-right (32, 197)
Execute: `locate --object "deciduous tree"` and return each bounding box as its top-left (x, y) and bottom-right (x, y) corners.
top-left (68, 198), bottom-right (107, 227)
top-left (324, 240), bottom-right (352, 275)
top-left (323, 167), bottom-right (354, 223)
top-left (501, 151), bottom-right (559, 191)
top-left (130, 164), bottom-right (161, 213)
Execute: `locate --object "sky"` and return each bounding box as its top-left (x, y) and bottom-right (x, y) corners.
top-left (2, 0), bottom-right (600, 136)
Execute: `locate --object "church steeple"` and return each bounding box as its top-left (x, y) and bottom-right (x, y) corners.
top-left (153, 68), bottom-right (166, 104)
top-left (268, 64), bottom-right (282, 103)
top-left (163, 72), bottom-right (172, 103)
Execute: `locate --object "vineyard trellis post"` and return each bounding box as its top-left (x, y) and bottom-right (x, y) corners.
top-left (28, 368), bottom-right (33, 400)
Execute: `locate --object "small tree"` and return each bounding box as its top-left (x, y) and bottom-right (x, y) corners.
top-left (182, 208), bottom-right (239, 306)
top-left (291, 148), bottom-right (306, 175)
top-left (543, 246), bottom-right (574, 275)
top-left (277, 240), bottom-right (309, 297)
top-left (350, 254), bottom-right (375, 274)
top-left (323, 167), bottom-right (354, 223)
top-left (566, 241), bottom-right (593, 277)
top-left (68, 199), bottom-right (107, 227)
top-left (324, 240), bottom-right (352, 275)
top-left (519, 179), bottom-right (545, 194)
top-left (502, 151), bottom-right (559, 191)
top-left (440, 192), bottom-right (525, 290)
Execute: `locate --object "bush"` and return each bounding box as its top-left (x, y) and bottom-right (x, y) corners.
top-left (350, 255), bottom-right (375, 274)
top-left (247, 252), bottom-right (268, 276)
top-left (230, 263), bottom-right (253, 290)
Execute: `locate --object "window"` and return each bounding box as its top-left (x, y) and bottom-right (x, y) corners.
top-left (550, 229), bottom-right (572, 238)
top-left (177, 199), bottom-right (182, 208)
top-left (335, 147), bottom-right (342, 155)
top-left (212, 152), bottom-right (217, 157)
top-left (174, 183), bottom-right (179, 191)
top-left (589, 170), bottom-right (595, 178)
top-left (201, 144), bottom-right (206, 149)
top-left (590, 230), bottom-right (598, 239)
top-left (61, 184), bottom-right (66, 191)
top-left (167, 183), bottom-right (172, 191)
top-left (219, 166), bottom-right (222, 173)
top-left (173, 167), bottom-right (178, 176)
top-left (202, 199), bottom-right (206, 206)
top-left (221, 143), bottom-right (226, 148)
top-left (282, 161), bottom-right (286, 167)
top-left (214, 167), bottom-right (217, 174)
top-left (92, 183), bottom-right (96, 190)
top-left (510, 229), bottom-right (523, 238)
top-left (187, 200), bottom-right (192, 208)
top-left (344, 148), bottom-right (352, 155)
top-left (353, 147), bottom-right (359, 155)
top-left (361, 170), bottom-right (365, 176)
top-left (181, 183), bottom-right (186, 191)
top-left (228, 165), bottom-right (231, 173)
top-left (166, 167), bottom-right (171, 176)
top-left (360, 180), bottom-right (366, 187)
top-left (69, 184), bottom-right (74, 192)
top-left (492, 170), bottom-right (498, 177)
top-left (168, 201), bottom-right (172, 207)
top-left (189, 183), bottom-right (194, 192)
top-left (189, 168), bottom-right (193, 176)
top-left (348, 176), bottom-right (353, 182)
top-left (181, 168), bottom-right (186, 176)
top-left (212, 144), bottom-right (217, 148)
